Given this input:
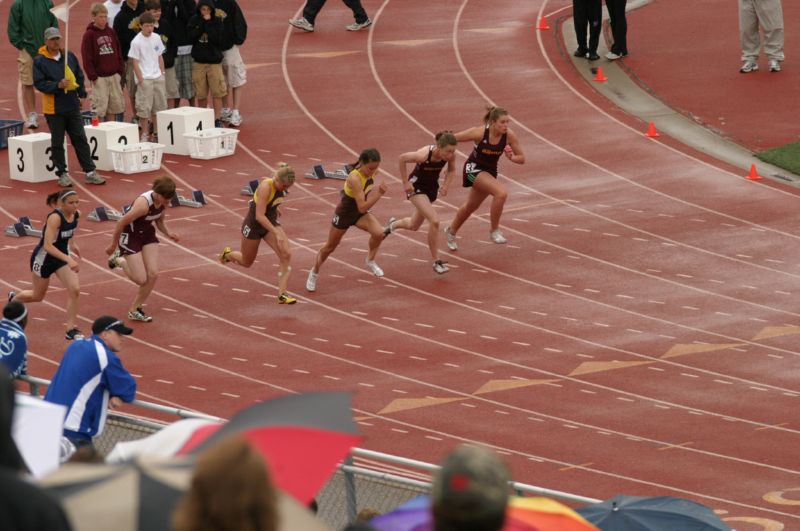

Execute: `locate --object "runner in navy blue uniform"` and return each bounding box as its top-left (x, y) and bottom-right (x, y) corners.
top-left (9, 190), bottom-right (84, 340)
top-left (444, 106), bottom-right (525, 250)
top-left (219, 164), bottom-right (297, 304)
top-left (106, 176), bottom-right (179, 322)
top-left (385, 131), bottom-right (457, 274)
top-left (306, 148), bottom-right (388, 292)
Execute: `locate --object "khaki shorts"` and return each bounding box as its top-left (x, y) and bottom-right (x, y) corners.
top-left (221, 45), bottom-right (247, 89)
top-left (164, 66), bottom-right (179, 99)
top-left (92, 74), bottom-right (125, 116)
top-left (135, 77), bottom-right (167, 118)
top-left (192, 62), bottom-right (227, 99)
top-left (125, 59), bottom-right (138, 99)
top-left (18, 49), bottom-right (33, 86)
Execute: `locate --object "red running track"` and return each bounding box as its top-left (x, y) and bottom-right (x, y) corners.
top-left (2, 1), bottom-right (800, 529)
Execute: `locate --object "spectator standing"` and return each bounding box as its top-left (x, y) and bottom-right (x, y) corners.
top-left (572, 0), bottom-right (602, 60)
top-left (104, 0), bottom-right (124, 27)
top-left (113, 0), bottom-right (144, 120)
top-left (739, 0), bottom-right (784, 73)
top-left (215, 0), bottom-right (246, 126)
top-left (604, 0), bottom-right (628, 60)
top-left (7, 0), bottom-right (58, 129)
top-left (0, 302), bottom-right (28, 380)
top-left (81, 3), bottom-right (126, 122)
top-left (289, 0), bottom-right (372, 32)
top-left (33, 27), bottom-right (106, 187)
top-left (128, 10), bottom-right (167, 141)
top-left (162, 0), bottom-right (197, 107)
top-left (187, 0), bottom-right (226, 125)
top-left (44, 316), bottom-right (137, 450)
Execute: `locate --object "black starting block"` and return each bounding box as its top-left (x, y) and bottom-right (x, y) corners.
top-left (4, 216), bottom-right (42, 238)
top-left (170, 190), bottom-right (206, 208)
top-left (240, 179), bottom-right (259, 196)
top-left (305, 164), bottom-right (350, 181)
top-left (87, 206), bottom-right (123, 222)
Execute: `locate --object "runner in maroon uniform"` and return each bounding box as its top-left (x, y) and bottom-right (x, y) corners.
top-left (445, 106), bottom-right (525, 250)
top-left (385, 131), bottom-right (457, 274)
top-left (105, 176), bottom-right (179, 322)
top-left (219, 164), bottom-right (297, 305)
top-left (9, 190), bottom-right (84, 340)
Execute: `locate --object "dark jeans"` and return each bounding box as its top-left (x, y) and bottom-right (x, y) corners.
top-left (573, 0), bottom-right (602, 53)
top-left (45, 109), bottom-right (95, 176)
top-left (606, 0), bottom-right (628, 55)
top-left (303, 0), bottom-right (369, 24)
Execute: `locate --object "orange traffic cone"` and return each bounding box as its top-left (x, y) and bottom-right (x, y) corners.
top-left (593, 67), bottom-right (608, 82)
top-left (537, 16), bottom-right (550, 30)
top-left (645, 121), bottom-right (660, 138)
top-left (746, 163), bottom-right (763, 181)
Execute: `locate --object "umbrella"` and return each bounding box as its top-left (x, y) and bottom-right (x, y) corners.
top-left (106, 418), bottom-right (219, 463)
top-left (576, 494), bottom-right (731, 531)
top-left (176, 391), bottom-right (362, 505)
top-left (39, 458), bottom-right (331, 531)
top-left (370, 495), bottom-right (598, 531)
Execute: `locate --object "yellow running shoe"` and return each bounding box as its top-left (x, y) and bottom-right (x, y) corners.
top-left (278, 293), bottom-right (297, 304)
top-left (219, 246), bottom-right (232, 264)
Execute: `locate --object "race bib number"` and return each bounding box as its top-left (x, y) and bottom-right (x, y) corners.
top-left (242, 225), bottom-right (251, 238)
top-left (120, 233), bottom-right (129, 245)
top-left (465, 162), bottom-right (477, 175)
top-left (332, 214), bottom-right (340, 226)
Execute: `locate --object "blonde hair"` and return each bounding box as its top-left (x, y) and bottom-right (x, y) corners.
top-left (91, 2), bottom-right (108, 15)
top-left (275, 163), bottom-right (295, 184)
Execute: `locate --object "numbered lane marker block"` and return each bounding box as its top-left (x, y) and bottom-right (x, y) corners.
top-left (157, 107), bottom-right (215, 156)
top-left (8, 133), bottom-right (58, 183)
top-left (241, 179), bottom-right (259, 195)
top-left (107, 142), bottom-right (165, 174)
top-left (84, 121), bottom-right (138, 171)
top-left (183, 127), bottom-right (239, 160)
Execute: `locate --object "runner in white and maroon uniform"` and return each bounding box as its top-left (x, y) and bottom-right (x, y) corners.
top-left (444, 106), bottom-right (525, 250)
top-left (385, 131), bottom-right (457, 274)
top-left (105, 176), bottom-right (179, 322)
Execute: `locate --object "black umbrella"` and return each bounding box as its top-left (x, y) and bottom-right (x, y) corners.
top-left (576, 494), bottom-right (731, 531)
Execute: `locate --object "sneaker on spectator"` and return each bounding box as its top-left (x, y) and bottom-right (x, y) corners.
top-left (605, 51), bottom-right (627, 60)
top-left (128, 307), bottom-right (153, 322)
top-left (57, 173), bottom-right (74, 188)
top-left (85, 171), bottom-right (106, 185)
top-left (739, 61), bottom-right (758, 73)
top-left (769, 59), bottom-right (781, 72)
top-left (65, 328), bottom-right (84, 341)
top-left (214, 119), bottom-right (223, 128)
top-left (444, 226), bottom-right (458, 251)
top-left (432, 260), bottom-right (449, 274)
top-left (26, 112), bottom-right (39, 129)
top-left (365, 259), bottom-right (384, 277)
top-left (228, 110), bottom-right (242, 127)
top-left (306, 270), bottom-right (318, 292)
top-left (573, 48), bottom-right (588, 58)
top-left (278, 293), bottom-right (297, 304)
top-left (220, 108), bottom-right (232, 122)
top-left (489, 229), bottom-right (507, 244)
top-left (346, 19), bottom-right (372, 31)
top-left (289, 17), bottom-right (314, 32)
top-left (140, 132), bottom-right (149, 142)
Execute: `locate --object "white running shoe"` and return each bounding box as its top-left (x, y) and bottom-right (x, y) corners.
top-left (444, 226), bottom-right (458, 251)
top-left (490, 230), bottom-right (507, 244)
top-left (383, 216), bottom-right (396, 237)
top-left (365, 260), bottom-right (384, 277)
top-left (432, 260), bottom-right (449, 274)
top-left (228, 109), bottom-right (242, 127)
top-left (27, 111), bottom-right (39, 129)
top-left (289, 17), bottom-right (315, 32)
top-left (346, 19), bottom-right (372, 31)
top-left (220, 108), bottom-right (232, 122)
top-left (306, 270), bottom-right (318, 292)
top-left (769, 59), bottom-right (781, 72)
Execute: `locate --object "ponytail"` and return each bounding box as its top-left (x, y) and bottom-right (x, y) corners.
top-left (275, 163), bottom-right (296, 184)
top-left (349, 148), bottom-right (381, 170)
top-left (434, 130), bottom-right (457, 148)
top-left (46, 189), bottom-right (77, 207)
top-left (483, 106), bottom-right (508, 124)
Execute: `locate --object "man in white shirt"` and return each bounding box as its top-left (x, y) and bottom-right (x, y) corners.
top-left (127, 10), bottom-right (166, 141)
top-left (104, 0), bottom-right (123, 27)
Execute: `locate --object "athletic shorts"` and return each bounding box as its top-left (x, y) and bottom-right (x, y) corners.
top-left (17, 49), bottom-right (33, 86)
top-left (332, 202), bottom-right (364, 230)
top-left (241, 202), bottom-right (279, 240)
top-left (119, 226), bottom-right (159, 255)
top-left (407, 179), bottom-right (439, 203)
top-left (462, 161), bottom-right (497, 188)
top-left (92, 74), bottom-right (125, 116)
top-left (221, 45), bottom-right (247, 88)
top-left (30, 246), bottom-right (67, 279)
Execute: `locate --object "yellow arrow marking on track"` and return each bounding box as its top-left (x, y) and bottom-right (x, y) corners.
top-left (752, 326), bottom-right (800, 341)
top-left (569, 360), bottom-right (652, 376)
top-left (378, 397), bottom-right (465, 415)
top-left (661, 343), bottom-right (743, 359)
top-left (474, 379), bottom-right (560, 395)
top-left (291, 51), bottom-right (361, 59)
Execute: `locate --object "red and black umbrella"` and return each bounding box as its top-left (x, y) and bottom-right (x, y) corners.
top-left (177, 391), bottom-right (362, 505)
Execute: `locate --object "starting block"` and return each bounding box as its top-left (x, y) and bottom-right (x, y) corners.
top-left (170, 190), bottom-right (206, 208)
top-left (87, 206), bottom-right (123, 222)
top-left (4, 217), bottom-right (42, 238)
top-left (305, 164), bottom-right (350, 181)
top-left (240, 179), bottom-right (259, 196)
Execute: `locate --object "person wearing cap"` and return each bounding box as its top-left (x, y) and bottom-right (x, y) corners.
top-left (431, 444), bottom-right (511, 531)
top-left (44, 316), bottom-right (137, 449)
top-left (0, 302), bottom-right (29, 380)
top-left (33, 26), bottom-right (107, 188)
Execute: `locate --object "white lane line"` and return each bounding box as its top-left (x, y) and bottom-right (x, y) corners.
top-left (221, 392), bottom-right (240, 398)
top-left (313, 337), bottom-right (329, 342)
top-left (444, 363), bottom-right (460, 368)
top-left (345, 343), bottom-right (362, 349)
top-left (447, 329), bottom-right (466, 334)
top-left (392, 389), bottom-right (407, 394)
top-left (512, 341), bottom-right (530, 346)
top-left (198, 350), bottom-right (216, 356)
top-left (409, 355), bottom-right (427, 361)
top-left (232, 357), bottom-right (248, 362)
top-left (168, 344), bottom-right (183, 350)
top-left (280, 331), bottom-right (296, 336)
top-left (156, 379), bottom-right (173, 384)
top-left (188, 385), bottom-right (206, 391)
top-left (232, 288), bottom-right (249, 293)
top-left (480, 335), bottom-right (497, 340)
top-left (415, 322), bottom-right (434, 328)
top-left (324, 375), bottom-right (340, 380)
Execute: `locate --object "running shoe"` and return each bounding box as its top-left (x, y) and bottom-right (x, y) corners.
top-left (489, 229), bottom-right (507, 244)
top-left (346, 19), bottom-right (372, 31)
top-left (769, 59), bottom-right (781, 72)
top-left (7, 291), bottom-right (15, 303)
top-left (278, 293), bottom-right (297, 304)
top-left (306, 270), bottom-right (318, 292)
top-left (289, 17), bottom-right (314, 32)
top-left (57, 173), bottom-right (74, 188)
top-left (65, 328), bottom-right (84, 341)
top-left (739, 61), bottom-right (758, 73)
top-left (228, 110), bottom-right (243, 127)
top-left (365, 260), bottom-right (384, 277)
top-left (128, 307), bottom-right (153, 322)
top-left (220, 108), bottom-right (232, 122)
top-left (444, 226), bottom-right (458, 251)
top-left (383, 216), bottom-right (396, 237)
top-left (432, 260), bottom-right (449, 274)
top-left (219, 246), bottom-right (232, 264)
top-left (108, 249), bottom-right (122, 269)
top-left (26, 111), bottom-right (39, 129)
top-left (573, 48), bottom-right (588, 58)
top-left (85, 171), bottom-right (106, 185)
top-left (605, 51), bottom-right (627, 60)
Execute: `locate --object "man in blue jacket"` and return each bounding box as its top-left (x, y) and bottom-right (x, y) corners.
top-left (45, 315), bottom-right (137, 449)
top-left (33, 27), bottom-right (106, 188)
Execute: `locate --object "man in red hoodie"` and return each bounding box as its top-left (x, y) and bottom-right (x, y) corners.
top-left (81, 3), bottom-right (126, 122)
